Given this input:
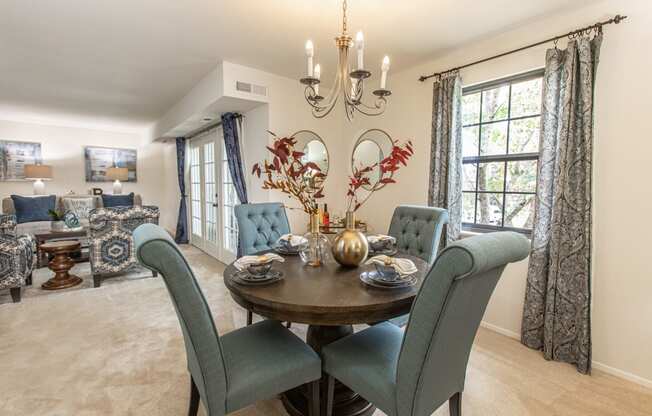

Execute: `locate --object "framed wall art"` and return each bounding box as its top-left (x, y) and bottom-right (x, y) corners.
top-left (84, 146), bottom-right (137, 182)
top-left (0, 140), bottom-right (43, 181)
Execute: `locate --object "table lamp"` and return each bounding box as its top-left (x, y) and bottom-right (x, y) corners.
top-left (24, 164), bottom-right (53, 195)
top-left (106, 167), bottom-right (129, 194)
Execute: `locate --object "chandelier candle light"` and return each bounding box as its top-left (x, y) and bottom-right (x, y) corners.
top-left (300, 0), bottom-right (392, 120)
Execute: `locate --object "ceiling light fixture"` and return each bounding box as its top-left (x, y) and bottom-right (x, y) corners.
top-left (300, 0), bottom-right (391, 120)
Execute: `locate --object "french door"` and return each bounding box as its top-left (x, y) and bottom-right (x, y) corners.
top-left (188, 128), bottom-right (239, 264)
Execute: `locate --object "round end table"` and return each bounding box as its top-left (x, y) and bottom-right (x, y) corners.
top-left (40, 240), bottom-right (83, 290)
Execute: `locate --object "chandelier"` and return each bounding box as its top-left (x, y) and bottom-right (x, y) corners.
top-left (300, 0), bottom-right (392, 120)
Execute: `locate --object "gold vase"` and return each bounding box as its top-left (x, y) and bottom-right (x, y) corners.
top-left (332, 211), bottom-right (369, 267)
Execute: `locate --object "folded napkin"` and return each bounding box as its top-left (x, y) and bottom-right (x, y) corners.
top-left (366, 234), bottom-right (397, 244)
top-left (364, 255), bottom-right (418, 277)
top-left (278, 234), bottom-right (309, 247)
top-left (234, 253), bottom-right (285, 271)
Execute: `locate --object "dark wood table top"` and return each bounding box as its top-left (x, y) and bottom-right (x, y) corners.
top-left (40, 240), bottom-right (81, 253)
top-left (224, 253), bottom-right (428, 326)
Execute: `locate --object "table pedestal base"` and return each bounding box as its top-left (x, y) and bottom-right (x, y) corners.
top-left (281, 324), bottom-right (375, 416)
top-left (41, 252), bottom-right (83, 290)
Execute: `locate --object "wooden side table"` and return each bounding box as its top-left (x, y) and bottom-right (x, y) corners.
top-left (40, 240), bottom-right (83, 290)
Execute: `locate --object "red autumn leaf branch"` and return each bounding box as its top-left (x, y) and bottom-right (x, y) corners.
top-left (346, 139), bottom-right (413, 212)
top-left (252, 134), bottom-right (325, 215)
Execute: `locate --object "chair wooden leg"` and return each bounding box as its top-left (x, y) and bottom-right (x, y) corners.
top-left (449, 392), bottom-right (462, 416)
top-left (308, 379), bottom-right (320, 416)
top-left (152, 270), bottom-right (158, 278)
top-left (323, 374), bottom-right (335, 416)
top-left (286, 321), bottom-right (292, 328)
top-left (188, 375), bottom-right (200, 416)
top-left (93, 274), bottom-right (102, 288)
top-left (246, 310), bottom-right (253, 326)
top-left (26, 272), bottom-right (33, 286)
top-left (10, 287), bottom-right (21, 303)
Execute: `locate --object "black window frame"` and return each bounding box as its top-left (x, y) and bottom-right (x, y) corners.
top-left (461, 68), bottom-right (544, 235)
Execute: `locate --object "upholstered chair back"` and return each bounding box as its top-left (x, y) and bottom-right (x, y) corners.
top-left (134, 224), bottom-right (227, 416)
top-left (396, 232), bottom-right (529, 416)
top-left (234, 203), bottom-right (290, 255)
top-left (387, 205), bottom-right (449, 264)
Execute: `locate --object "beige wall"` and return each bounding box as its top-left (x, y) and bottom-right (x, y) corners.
top-left (336, 0), bottom-right (651, 386)
top-left (0, 119), bottom-right (178, 232)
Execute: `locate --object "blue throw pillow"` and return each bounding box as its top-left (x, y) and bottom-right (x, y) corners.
top-left (102, 192), bottom-right (135, 208)
top-left (10, 194), bottom-right (56, 224)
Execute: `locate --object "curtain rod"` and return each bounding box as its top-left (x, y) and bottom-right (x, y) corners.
top-left (187, 113), bottom-right (243, 139)
top-left (418, 14), bottom-right (627, 82)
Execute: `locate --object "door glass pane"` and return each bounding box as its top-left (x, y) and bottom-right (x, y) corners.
top-left (222, 145), bottom-right (239, 254)
top-left (190, 146), bottom-right (202, 237)
top-left (204, 142), bottom-right (217, 244)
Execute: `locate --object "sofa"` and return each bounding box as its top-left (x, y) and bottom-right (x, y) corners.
top-left (1, 194), bottom-right (143, 237)
top-left (0, 214), bottom-right (35, 302)
top-left (88, 205), bottom-right (159, 287)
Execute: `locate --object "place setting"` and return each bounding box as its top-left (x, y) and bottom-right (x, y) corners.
top-left (360, 254), bottom-right (419, 289)
top-left (273, 233), bottom-right (309, 255)
top-left (231, 253), bottom-right (286, 286)
top-left (366, 234), bottom-right (398, 256)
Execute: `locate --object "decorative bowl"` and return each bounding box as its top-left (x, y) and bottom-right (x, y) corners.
top-left (374, 262), bottom-right (399, 281)
top-left (246, 256), bottom-right (274, 277)
top-left (368, 236), bottom-right (396, 253)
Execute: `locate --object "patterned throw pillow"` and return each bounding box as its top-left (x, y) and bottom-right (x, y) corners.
top-left (62, 197), bottom-right (95, 221)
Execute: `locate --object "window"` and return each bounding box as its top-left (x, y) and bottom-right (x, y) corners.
top-left (461, 69), bottom-right (543, 234)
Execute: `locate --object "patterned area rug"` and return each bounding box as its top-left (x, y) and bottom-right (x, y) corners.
top-left (0, 260), bottom-right (154, 305)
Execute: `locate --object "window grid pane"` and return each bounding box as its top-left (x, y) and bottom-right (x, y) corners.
top-left (461, 71), bottom-right (542, 233)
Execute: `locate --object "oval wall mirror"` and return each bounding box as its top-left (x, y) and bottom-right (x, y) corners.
top-left (351, 129), bottom-right (394, 190)
top-left (291, 130), bottom-right (329, 186)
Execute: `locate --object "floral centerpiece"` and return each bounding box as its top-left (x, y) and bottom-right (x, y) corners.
top-left (252, 133), bottom-right (330, 266)
top-left (332, 139), bottom-right (414, 267)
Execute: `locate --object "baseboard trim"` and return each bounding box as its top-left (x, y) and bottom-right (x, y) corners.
top-left (480, 321), bottom-right (652, 389)
top-left (480, 321), bottom-right (520, 340)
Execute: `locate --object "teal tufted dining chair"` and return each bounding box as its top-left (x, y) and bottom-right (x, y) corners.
top-left (133, 224), bottom-right (321, 416)
top-left (234, 202), bottom-right (291, 325)
top-left (322, 232), bottom-right (530, 416)
top-left (388, 205), bottom-right (449, 264)
top-left (387, 205), bottom-right (448, 327)
top-left (234, 202), bottom-right (290, 256)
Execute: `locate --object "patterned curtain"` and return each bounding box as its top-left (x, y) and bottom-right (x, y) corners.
top-left (428, 72), bottom-right (462, 246)
top-left (521, 35), bottom-right (602, 374)
top-left (221, 113), bottom-right (248, 205)
top-left (174, 137), bottom-right (189, 244)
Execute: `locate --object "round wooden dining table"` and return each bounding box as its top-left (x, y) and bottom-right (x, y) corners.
top-left (223, 252), bottom-right (429, 416)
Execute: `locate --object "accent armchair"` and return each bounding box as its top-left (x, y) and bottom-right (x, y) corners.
top-left (322, 232), bottom-right (529, 416)
top-left (133, 223), bottom-right (321, 416)
top-left (387, 205), bottom-right (448, 326)
top-left (88, 205), bottom-right (159, 287)
top-left (234, 202), bottom-right (291, 325)
top-left (0, 214), bottom-right (35, 302)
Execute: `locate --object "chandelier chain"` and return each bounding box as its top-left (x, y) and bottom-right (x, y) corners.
top-left (342, 0), bottom-right (347, 34)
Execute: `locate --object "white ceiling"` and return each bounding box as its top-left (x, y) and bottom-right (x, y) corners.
top-left (0, 0), bottom-right (600, 131)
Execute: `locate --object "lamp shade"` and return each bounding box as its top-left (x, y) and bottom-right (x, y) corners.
top-left (106, 167), bottom-right (129, 181)
top-left (24, 164), bottom-right (53, 180)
